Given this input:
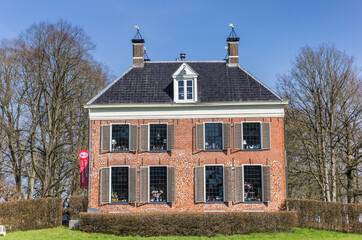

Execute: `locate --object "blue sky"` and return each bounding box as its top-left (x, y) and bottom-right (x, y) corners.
top-left (1, 0), bottom-right (361, 88)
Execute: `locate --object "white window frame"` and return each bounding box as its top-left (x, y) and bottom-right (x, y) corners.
top-left (241, 164), bottom-right (263, 203)
top-left (175, 78), bottom-right (197, 102)
top-left (148, 165), bottom-right (169, 203)
top-left (241, 121), bottom-right (262, 150)
top-left (148, 122), bottom-right (169, 152)
top-left (204, 164), bottom-right (224, 203)
top-left (109, 165), bottom-right (130, 204)
top-left (203, 122), bottom-right (224, 151)
top-left (110, 123), bottom-right (131, 152)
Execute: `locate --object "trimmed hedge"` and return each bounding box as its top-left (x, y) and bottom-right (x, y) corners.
top-left (0, 198), bottom-right (63, 232)
top-left (79, 212), bottom-right (298, 237)
top-left (286, 198), bottom-right (362, 233)
top-left (69, 195), bottom-right (88, 220)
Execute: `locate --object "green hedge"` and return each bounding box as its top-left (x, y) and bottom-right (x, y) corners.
top-left (0, 198), bottom-right (63, 232)
top-left (69, 195), bottom-right (88, 220)
top-left (286, 198), bottom-right (362, 233)
top-left (79, 211), bottom-right (298, 237)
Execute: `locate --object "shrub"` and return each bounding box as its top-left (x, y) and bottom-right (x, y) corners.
top-left (69, 195), bottom-right (88, 220)
top-left (286, 198), bottom-right (362, 233)
top-left (0, 198), bottom-right (63, 232)
top-left (79, 211), bottom-right (298, 237)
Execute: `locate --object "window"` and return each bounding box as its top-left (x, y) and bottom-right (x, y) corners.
top-left (149, 166), bottom-right (167, 202)
top-left (178, 79), bottom-right (193, 100)
top-left (111, 124), bottom-right (129, 151)
top-left (149, 124), bottom-right (167, 151)
top-left (243, 123), bottom-right (261, 150)
top-left (205, 166), bottom-right (223, 202)
top-left (244, 165), bottom-right (262, 202)
top-left (205, 123), bottom-right (223, 150)
top-left (111, 167), bottom-right (129, 203)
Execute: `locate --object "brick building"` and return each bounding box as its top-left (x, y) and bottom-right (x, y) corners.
top-left (84, 27), bottom-right (288, 213)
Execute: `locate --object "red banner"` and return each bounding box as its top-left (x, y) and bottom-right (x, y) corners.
top-left (79, 150), bottom-right (89, 189)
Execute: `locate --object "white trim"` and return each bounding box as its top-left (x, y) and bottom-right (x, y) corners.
top-left (148, 165), bottom-right (168, 203)
top-left (204, 164), bottom-right (224, 203)
top-left (110, 123), bottom-right (131, 152)
top-left (87, 67), bottom-right (133, 105)
top-left (85, 100), bottom-right (288, 109)
top-left (89, 106), bottom-right (285, 120)
top-left (242, 164), bottom-right (263, 203)
top-left (109, 165), bottom-right (130, 203)
top-left (203, 122), bottom-right (223, 151)
top-left (132, 57), bottom-right (143, 59)
top-left (148, 122), bottom-right (168, 152)
top-left (237, 64), bottom-right (283, 100)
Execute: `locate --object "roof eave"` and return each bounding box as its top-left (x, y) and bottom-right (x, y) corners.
top-left (84, 100), bottom-right (289, 109)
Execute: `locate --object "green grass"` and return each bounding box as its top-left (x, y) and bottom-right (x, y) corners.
top-left (3, 226), bottom-right (361, 240)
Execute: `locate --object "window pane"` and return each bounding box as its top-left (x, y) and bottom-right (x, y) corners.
top-left (244, 166), bottom-right (262, 202)
top-left (178, 83), bottom-right (184, 100)
top-left (243, 123), bottom-right (261, 149)
top-left (149, 124), bottom-right (167, 151)
top-left (205, 166), bottom-right (223, 202)
top-left (187, 80), bottom-right (192, 87)
top-left (187, 87), bottom-right (192, 99)
top-left (111, 124), bottom-right (129, 151)
top-left (111, 167), bottom-right (129, 203)
top-left (205, 123), bottom-right (223, 150)
top-left (149, 166), bottom-right (167, 202)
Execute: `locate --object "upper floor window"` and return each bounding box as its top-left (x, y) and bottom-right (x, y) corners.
top-left (149, 124), bottom-right (167, 151)
top-left (111, 124), bottom-right (130, 151)
top-left (205, 123), bottom-right (223, 150)
top-left (243, 123), bottom-right (261, 150)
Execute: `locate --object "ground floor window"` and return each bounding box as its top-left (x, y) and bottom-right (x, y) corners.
top-left (111, 167), bottom-right (129, 203)
top-left (244, 165), bottom-right (262, 202)
top-left (149, 166), bottom-right (167, 202)
top-left (205, 165), bottom-right (223, 202)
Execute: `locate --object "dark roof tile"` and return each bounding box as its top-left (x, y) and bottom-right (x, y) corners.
top-left (92, 61), bottom-right (280, 104)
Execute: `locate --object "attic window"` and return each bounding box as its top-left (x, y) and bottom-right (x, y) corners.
top-left (178, 79), bottom-right (193, 100)
top-left (172, 63), bottom-right (198, 103)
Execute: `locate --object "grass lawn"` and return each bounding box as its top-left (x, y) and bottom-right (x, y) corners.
top-left (3, 226), bottom-right (361, 240)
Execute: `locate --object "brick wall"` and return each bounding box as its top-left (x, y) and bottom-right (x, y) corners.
top-left (89, 117), bottom-right (286, 212)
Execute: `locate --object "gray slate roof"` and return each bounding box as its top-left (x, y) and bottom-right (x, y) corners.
top-left (91, 61), bottom-right (281, 104)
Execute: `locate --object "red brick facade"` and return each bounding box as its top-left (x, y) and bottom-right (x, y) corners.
top-left (88, 117), bottom-right (286, 213)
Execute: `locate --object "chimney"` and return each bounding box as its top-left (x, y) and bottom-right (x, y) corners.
top-left (180, 53), bottom-right (186, 61)
top-left (227, 24), bottom-right (240, 67)
top-left (131, 26), bottom-right (145, 67)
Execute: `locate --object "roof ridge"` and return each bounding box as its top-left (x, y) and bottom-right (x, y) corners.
top-left (146, 60), bottom-right (226, 63)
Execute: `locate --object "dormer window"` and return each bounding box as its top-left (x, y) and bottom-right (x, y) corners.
top-left (178, 79), bottom-right (193, 100)
top-left (172, 63), bottom-right (198, 103)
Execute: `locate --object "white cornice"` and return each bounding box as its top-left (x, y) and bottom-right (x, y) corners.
top-left (88, 103), bottom-right (287, 120)
top-left (84, 100), bottom-right (288, 109)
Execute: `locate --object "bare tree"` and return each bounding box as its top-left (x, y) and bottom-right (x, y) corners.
top-left (278, 44), bottom-right (361, 202)
top-left (0, 20), bottom-right (109, 199)
top-left (0, 40), bottom-right (27, 199)
top-left (20, 20), bottom-right (108, 197)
